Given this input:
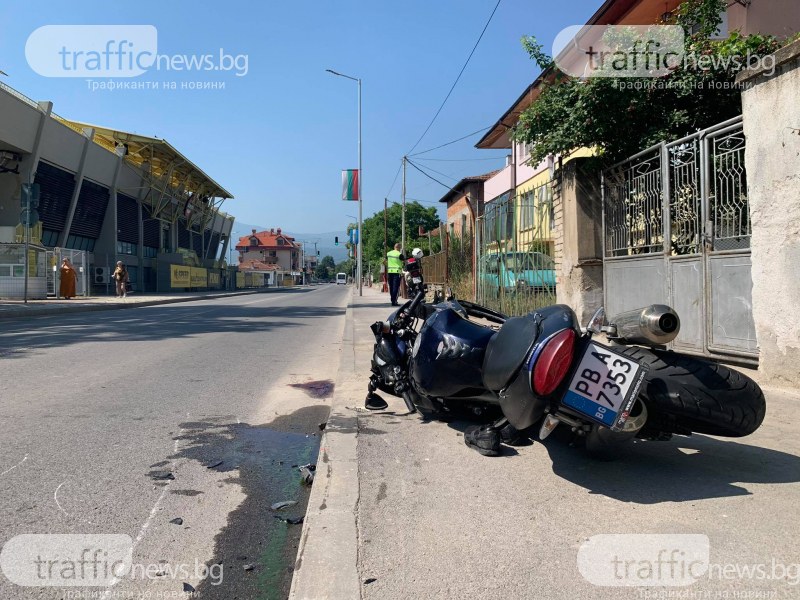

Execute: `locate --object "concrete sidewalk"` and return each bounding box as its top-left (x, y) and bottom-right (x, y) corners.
top-left (0, 287), bottom-right (288, 320)
top-left (291, 286), bottom-right (800, 600)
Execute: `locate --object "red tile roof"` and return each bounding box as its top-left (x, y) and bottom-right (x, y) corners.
top-left (235, 228), bottom-right (299, 251)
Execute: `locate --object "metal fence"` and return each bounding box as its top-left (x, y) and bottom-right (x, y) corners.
top-left (46, 249), bottom-right (89, 297)
top-left (603, 116), bottom-right (757, 361)
top-left (0, 243), bottom-right (48, 299)
top-left (476, 178), bottom-right (557, 315)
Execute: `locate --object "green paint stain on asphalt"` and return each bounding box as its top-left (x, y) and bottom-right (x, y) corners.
top-left (257, 442), bottom-right (316, 600)
top-left (175, 406), bottom-right (328, 600)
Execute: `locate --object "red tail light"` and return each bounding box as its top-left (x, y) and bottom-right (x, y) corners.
top-left (531, 329), bottom-right (576, 396)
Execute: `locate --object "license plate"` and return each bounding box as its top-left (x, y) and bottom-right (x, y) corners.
top-left (561, 342), bottom-right (648, 431)
top-left (412, 277), bottom-right (422, 284)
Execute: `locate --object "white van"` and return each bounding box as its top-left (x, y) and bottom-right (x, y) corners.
top-left (336, 272), bottom-right (347, 285)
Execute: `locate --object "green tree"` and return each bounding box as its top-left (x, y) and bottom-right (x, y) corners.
top-left (513, 0), bottom-right (784, 166)
top-left (335, 258), bottom-right (355, 278)
top-left (360, 201), bottom-right (441, 279)
top-left (315, 255), bottom-right (336, 280)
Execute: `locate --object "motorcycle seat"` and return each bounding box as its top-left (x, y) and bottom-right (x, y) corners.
top-left (482, 314), bottom-right (540, 391)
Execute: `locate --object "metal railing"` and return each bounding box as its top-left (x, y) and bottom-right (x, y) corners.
top-left (476, 178), bottom-right (557, 315)
top-left (0, 81), bottom-right (40, 109)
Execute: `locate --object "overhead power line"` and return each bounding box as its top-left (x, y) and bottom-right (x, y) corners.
top-left (408, 125), bottom-right (492, 157)
top-left (405, 0), bottom-right (503, 156)
top-left (384, 160), bottom-right (403, 199)
top-left (416, 155), bottom-right (507, 162)
top-left (406, 158), bottom-right (463, 196)
top-left (411, 162), bottom-right (461, 183)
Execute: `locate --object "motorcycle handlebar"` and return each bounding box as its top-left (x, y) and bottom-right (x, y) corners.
top-left (403, 289), bottom-right (425, 319)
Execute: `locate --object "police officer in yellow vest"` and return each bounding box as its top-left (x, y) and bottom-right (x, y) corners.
top-left (387, 243), bottom-right (405, 306)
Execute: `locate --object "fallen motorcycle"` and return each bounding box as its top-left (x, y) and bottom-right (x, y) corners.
top-left (365, 249), bottom-right (766, 458)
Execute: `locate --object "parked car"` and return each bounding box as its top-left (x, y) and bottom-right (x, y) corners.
top-left (480, 251), bottom-right (556, 294)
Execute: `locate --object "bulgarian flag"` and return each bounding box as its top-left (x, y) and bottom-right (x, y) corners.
top-left (341, 169), bottom-right (359, 201)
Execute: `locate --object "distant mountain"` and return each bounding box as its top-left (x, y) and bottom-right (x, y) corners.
top-left (230, 221), bottom-right (349, 263)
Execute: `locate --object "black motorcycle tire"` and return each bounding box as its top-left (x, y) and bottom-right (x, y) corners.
top-left (615, 346), bottom-right (766, 438)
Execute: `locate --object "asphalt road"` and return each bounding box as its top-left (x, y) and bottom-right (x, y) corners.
top-left (0, 285), bottom-right (350, 599)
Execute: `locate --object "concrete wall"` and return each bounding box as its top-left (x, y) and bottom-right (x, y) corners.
top-left (484, 164), bottom-right (512, 201)
top-left (738, 40), bottom-right (800, 385)
top-left (553, 158), bottom-right (604, 325)
top-left (728, 1), bottom-right (800, 39)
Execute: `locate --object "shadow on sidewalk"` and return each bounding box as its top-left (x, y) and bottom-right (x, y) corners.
top-left (542, 427), bottom-right (800, 504)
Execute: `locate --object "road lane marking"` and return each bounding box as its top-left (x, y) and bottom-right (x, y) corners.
top-left (0, 454), bottom-right (28, 478)
top-left (54, 481), bottom-right (68, 516)
top-left (102, 430), bottom-right (183, 598)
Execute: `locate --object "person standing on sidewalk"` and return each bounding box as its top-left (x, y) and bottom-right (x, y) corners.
top-left (59, 258), bottom-right (78, 299)
top-left (113, 261), bottom-right (129, 298)
top-left (386, 243), bottom-right (405, 306)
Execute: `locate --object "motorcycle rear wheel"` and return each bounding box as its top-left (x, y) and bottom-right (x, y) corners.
top-left (615, 346), bottom-right (766, 438)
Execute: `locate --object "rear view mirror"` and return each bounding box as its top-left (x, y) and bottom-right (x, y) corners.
top-left (586, 307), bottom-right (605, 334)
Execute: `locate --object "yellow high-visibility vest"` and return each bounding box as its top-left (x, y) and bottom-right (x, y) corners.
top-left (387, 250), bottom-right (403, 274)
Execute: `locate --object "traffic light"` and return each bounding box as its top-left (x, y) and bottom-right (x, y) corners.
top-left (317, 250), bottom-right (320, 256)
top-left (334, 236), bottom-right (339, 246)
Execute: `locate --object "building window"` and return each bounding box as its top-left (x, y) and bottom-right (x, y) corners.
top-left (42, 229), bottom-right (60, 247)
top-left (66, 234), bottom-right (96, 252)
top-left (143, 246), bottom-right (158, 258)
top-left (519, 189), bottom-right (535, 231)
top-left (116, 241), bottom-right (138, 255)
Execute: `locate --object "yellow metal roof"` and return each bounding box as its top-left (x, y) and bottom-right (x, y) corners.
top-left (63, 120), bottom-right (234, 199)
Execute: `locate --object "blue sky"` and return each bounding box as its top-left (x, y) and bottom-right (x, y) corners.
top-left (1, 0), bottom-right (599, 234)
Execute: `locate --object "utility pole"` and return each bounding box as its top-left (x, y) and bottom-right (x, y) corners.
top-left (401, 156), bottom-right (406, 252)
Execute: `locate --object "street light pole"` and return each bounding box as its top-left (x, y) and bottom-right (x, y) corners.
top-left (401, 156), bottom-right (406, 252)
top-left (326, 69), bottom-right (363, 297)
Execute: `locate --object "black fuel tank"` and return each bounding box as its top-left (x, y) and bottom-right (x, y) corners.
top-left (410, 305), bottom-right (495, 399)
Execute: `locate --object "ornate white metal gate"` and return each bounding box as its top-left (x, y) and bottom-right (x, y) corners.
top-left (603, 116), bottom-right (757, 363)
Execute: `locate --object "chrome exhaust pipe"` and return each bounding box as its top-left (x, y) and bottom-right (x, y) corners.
top-left (608, 304), bottom-right (680, 346)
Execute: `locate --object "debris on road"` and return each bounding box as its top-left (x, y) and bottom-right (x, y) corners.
top-left (318, 421), bottom-right (327, 431)
top-left (274, 515), bottom-right (304, 525)
top-left (243, 564), bottom-right (254, 571)
top-left (205, 460), bottom-right (223, 469)
top-left (169, 517), bottom-right (184, 525)
top-left (288, 379), bottom-right (335, 398)
top-left (182, 582), bottom-right (195, 593)
top-left (271, 500), bottom-right (298, 511)
top-left (364, 578), bottom-right (377, 585)
top-left (298, 464), bottom-right (316, 485)
top-left (148, 471), bottom-right (175, 481)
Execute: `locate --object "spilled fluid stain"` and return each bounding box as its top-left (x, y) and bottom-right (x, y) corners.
top-left (288, 379), bottom-right (335, 399)
top-left (175, 406), bottom-right (330, 600)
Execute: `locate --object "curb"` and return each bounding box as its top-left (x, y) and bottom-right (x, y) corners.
top-left (0, 288), bottom-right (284, 320)
top-left (289, 290), bottom-right (362, 600)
